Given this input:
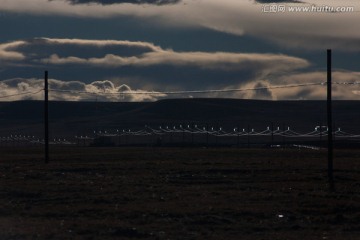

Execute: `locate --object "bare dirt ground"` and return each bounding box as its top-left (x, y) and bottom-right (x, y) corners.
top-left (0, 147), bottom-right (360, 240)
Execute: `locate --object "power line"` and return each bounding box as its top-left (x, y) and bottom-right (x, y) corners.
top-left (333, 81), bottom-right (360, 85)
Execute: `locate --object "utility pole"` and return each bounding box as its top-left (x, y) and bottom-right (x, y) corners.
top-left (271, 122), bottom-right (274, 146)
top-left (44, 71), bottom-right (49, 164)
top-left (327, 49), bottom-right (334, 191)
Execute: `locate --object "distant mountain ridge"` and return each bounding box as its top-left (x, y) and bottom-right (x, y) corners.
top-left (0, 99), bottom-right (359, 136)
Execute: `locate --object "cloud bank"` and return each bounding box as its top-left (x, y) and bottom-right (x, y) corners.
top-left (0, 41), bottom-right (27, 61)
top-left (1, 38), bottom-right (309, 75)
top-left (1, 70), bottom-right (360, 102)
top-left (0, 0), bottom-right (359, 50)
top-left (0, 78), bottom-right (165, 101)
top-left (0, 37), bottom-right (313, 93)
top-left (1, 37), bottom-right (359, 101)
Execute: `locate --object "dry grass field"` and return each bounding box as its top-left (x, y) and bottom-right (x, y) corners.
top-left (1, 147), bottom-right (360, 239)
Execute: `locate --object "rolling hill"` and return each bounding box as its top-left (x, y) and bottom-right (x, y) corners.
top-left (0, 99), bottom-right (359, 137)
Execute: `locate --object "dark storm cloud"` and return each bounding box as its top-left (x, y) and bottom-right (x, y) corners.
top-left (251, 81), bottom-right (273, 100)
top-left (56, 0), bottom-right (181, 5)
top-left (254, 0), bottom-right (303, 3)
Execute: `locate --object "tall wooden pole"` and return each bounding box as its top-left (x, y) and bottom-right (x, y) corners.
top-left (44, 71), bottom-right (49, 164)
top-left (271, 122), bottom-right (274, 146)
top-left (327, 49), bottom-right (334, 191)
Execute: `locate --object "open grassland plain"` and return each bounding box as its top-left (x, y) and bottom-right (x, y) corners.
top-left (0, 147), bottom-right (360, 240)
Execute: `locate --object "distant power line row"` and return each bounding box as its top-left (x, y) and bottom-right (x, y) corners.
top-left (0, 135), bottom-right (75, 145)
top-left (92, 125), bottom-right (360, 138)
top-left (0, 81), bottom-right (359, 99)
top-left (1, 125), bottom-right (359, 144)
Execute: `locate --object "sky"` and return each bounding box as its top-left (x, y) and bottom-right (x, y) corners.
top-left (0, 0), bottom-right (360, 101)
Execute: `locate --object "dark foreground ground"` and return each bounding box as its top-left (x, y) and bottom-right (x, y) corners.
top-left (0, 147), bottom-right (360, 240)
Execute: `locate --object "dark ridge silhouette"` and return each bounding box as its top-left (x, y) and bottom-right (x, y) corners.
top-left (0, 98), bottom-right (359, 136)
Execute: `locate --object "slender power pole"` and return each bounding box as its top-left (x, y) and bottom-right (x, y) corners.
top-left (327, 49), bottom-right (334, 191)
top-left (44, 71), bottom-right (49, 164)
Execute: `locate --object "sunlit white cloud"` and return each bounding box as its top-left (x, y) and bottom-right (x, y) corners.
top-left (40, 38), bottom-right (162, 51)
top-left (1, 38), bottom-right (310, 75)
top-left (188, 70), bottom-right (360, 100)
top-left (0, 41), bottom-right (27, 61)
top-left (0, 78), bottom-right (166, 102)
top-left (262, 71), bottom-right (360, 100)
top-left (42, 51), bottom-right (309, 74)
